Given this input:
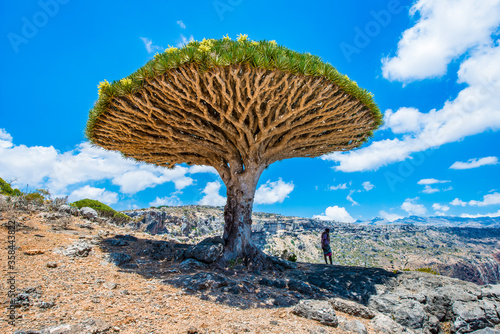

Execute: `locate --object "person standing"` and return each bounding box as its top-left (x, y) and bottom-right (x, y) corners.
top-left (321, 228), bottom-right (333, 264)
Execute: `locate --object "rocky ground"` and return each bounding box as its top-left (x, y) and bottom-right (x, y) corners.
top-left (1, 201), bottom-right (500, 334)
top-left (124, 206), bottom-right (500, 285)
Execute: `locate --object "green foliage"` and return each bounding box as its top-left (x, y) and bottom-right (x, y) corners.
top-left (24, 192), bottom-right (45, 205)
top-left (87, 35), bottom-right (381, 143)
top-left (0, 177), bottom-right (22, 196)
top-left (70, 198), bottom-right (131, 223)
top-left (281, 249), bottom-right (297, 262)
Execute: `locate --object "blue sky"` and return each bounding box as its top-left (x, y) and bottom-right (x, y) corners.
top-left (1, 0), bottom-right (500, 222)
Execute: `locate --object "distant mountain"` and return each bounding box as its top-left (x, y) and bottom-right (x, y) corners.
top-left (356, 215), bottom-right (500, 228)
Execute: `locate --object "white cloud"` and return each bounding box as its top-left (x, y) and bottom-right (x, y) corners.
top-left (432, 203), bottom-right (450, 212)
top-left (362, 181), bottom-right (374, 191)
top-left (198, 181), bottom-right (226, 206)
top-left (314, 206), bottom-right (355, 223)
top-left (330, 183), bottom-right (348, 190)
top-left (323, 44), bottom-right (500, 172)
top-left (176, 20), bottom-right (186, 29)
top-left (188, 165), bottom-right (218, 174)
top-left (140, 37), bottom-right (163, 54)
top-left (382, 0), bottom-right (500, 82)
top-left (461, 209), bottom-right (500, 218)
top-left (418, 178), bottom-right (450, 185)
top-left (450, 198), bottom-right (467, 206)
top-left (0, 130), bottom-right (208, 199)
top-left (346, 190), bottom-right (359, 206)
top-left (68, 186), bottom-right (118, 205)
top-left (149, 194), bottom-right (182, 207)
top-left (401, 198), bottom-right (427, 216)
top-left (382, 108), bottom-right (424, 134)
top-left (469, 192), bottom-right (500, 206)
top-left (323, 2), bottom-right (500, 173)
top-left (422, 185), bottom-right (439, 194)
top-left (0, 128), bottom-right (12, 141)
top-left (450, 156), bottom-right (499, 169)
top-left (379, 210), bottom-right (403, 222)
top-left (254, 179), bottom-right (294, 205)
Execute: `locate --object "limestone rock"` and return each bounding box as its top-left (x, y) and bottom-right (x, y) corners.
top-left (337, 316), bottom-right (368, 334)
top-left (184, 237), bottom-right (223, 264)
top-left (54, 241), bottom-right (92, 257)
top-left (330, 297), bottom-right (375, 319)
top-left (292, 300), bottom-right (338, 327)
top-left (80, 207), bottom-right (98, 220)
top-left (371, 314), bottom-right (416, 334)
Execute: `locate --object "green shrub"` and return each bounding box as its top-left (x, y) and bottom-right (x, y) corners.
top-left (24, 192), bottom-right (45, 205)
top-left (402, 267), bottom-right (439, 275)
top-left (0, 177), bottom-right (21, 196)
top-left (70, 198), bottom-right (131, 224)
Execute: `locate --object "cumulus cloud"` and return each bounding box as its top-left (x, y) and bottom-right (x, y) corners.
top-left (323, 44), bottom-right (500, 172)
top-left (469, 192), bottom-right (500, 206)
top-left (450, 156), bottom-right (499, 169)
top-left (450, 198), bottom-right (467, 206)
top-left (461, 209), bottom-right (500, 218)
top-left (140, 37), bottom-right (163, 54)
top-left (149, 194), bottom-right (182, 207)
top-left (198, 181), bottom-right (226, 206)
top-left (422, 185), bottom-right (439, 194)
top-left (322, 2), bottom-right (500, 172)
top-left (401, 198), bottom-right (427, 216)
top-left (432, 203), bottom-right (450, 212)
top-left (314, 206), bottom-right (355, 223)
top-left (0, 129), bottom-right (212, 200)
top-left (68, 186), bottom-right (118, 205)
top-left (382, 0), bottom-right (500, 82)
top-left (362, 181), bottom-right (374, 191)
top-left (379, 210), bottom-right (403, 222)
top-left (254, 179), bottom-right (294, 205)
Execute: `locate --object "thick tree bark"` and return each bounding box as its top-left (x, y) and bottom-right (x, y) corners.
top-left (220, 165), bottom-right (264, 263)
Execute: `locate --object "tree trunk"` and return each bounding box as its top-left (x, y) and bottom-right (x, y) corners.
top-left (221, 167), bottom-right (263, 263)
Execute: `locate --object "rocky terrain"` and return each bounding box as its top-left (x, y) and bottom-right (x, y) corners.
top-left (2, 198), bottom-right (500, 333)
top-left (123, 206), bottom-right (500, 285)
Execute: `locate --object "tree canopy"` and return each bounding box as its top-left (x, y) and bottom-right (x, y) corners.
top-left (87, 35), bottom-right (381, 175)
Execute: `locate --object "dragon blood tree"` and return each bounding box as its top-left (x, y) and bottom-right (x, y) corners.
top-left (86, 34), bottom-right (382, 264)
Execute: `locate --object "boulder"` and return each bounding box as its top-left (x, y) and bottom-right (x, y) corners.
top-left (80, 207), bottom-right (98, 220)
top-left (179, 258), bottom-right (209, 272)
top-left (292, 300), bottom-right (338, 327)
top-left (54, 241), bottom-right (92, 257)
top-left (371, 314), bottom-right (416, 334)
top-left (184, 237), bottom-right (223, 264)
top-left (337, 316), bottom-right (368, 334)
top-left (452, 301), bottom-right (491, 333)
top-left (330, 297), bottom-right (375, 319)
